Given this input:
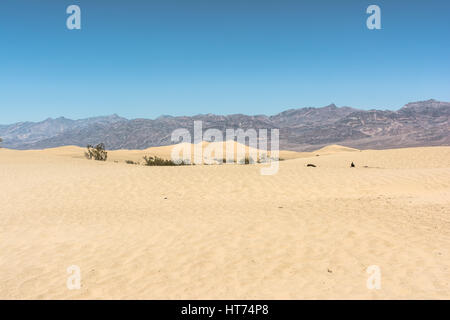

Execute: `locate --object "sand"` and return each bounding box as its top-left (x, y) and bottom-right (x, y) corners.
top-left (1, 145), bottom-right (450, 299)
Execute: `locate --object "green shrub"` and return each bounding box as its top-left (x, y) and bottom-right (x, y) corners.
top-left (85, 143), bottom-right (108, 161)
top-left (258, 155), bottom-right (284, 163)
top-left (239, 156), bottom-right (255, 165)
top-left (143, 155), bottom-right (187, 166)
top-left (218, 158), bottom-right (235, 164)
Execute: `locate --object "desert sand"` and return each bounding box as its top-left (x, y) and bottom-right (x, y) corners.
top-left (0, 144), bottom-right (450, 299)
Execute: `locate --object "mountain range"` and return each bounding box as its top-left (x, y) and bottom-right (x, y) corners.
top-left (1, 99), bottom-right (449, 151)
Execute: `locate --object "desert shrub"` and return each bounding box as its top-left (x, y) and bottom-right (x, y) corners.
top-left (85, 143), bottom-right (108, 161)
top-left (143, 155), bottom-right (187, 166)
top-left (217, 158), bottom-right (235, 164)
top-left (257, 154), bottom-right (268, 163)
top-left (125, 160), bottom-right (136, 164)
top-left (259, 156), bottom-right (284, 163)
top-left (239, 156), bottom-right (255, 165)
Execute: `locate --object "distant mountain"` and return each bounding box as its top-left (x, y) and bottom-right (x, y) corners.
top-left (1, 100), bottom-right (449, 151)
top-left (0, 114), bottom-right (126, 149)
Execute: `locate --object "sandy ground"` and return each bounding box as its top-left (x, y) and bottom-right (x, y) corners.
top-left (0, 145), bottom-right (450, 299)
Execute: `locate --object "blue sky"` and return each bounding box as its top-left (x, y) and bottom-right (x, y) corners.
top-left (1, 0), bottom-right (449, 123)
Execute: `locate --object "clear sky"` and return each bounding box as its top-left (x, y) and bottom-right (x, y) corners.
top-left (1, 0), bottom-right (449, 123)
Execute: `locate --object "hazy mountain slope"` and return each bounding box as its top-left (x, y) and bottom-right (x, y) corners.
top-left (0, 114), bottom-right (126, 148)
top-left (1, 100), bottom-right (449, 151)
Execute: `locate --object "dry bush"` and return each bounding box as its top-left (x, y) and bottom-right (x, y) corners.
top-left (85, 143), bottom-right (108, 161)
top-left (143, 155), bottom-right (187, 166)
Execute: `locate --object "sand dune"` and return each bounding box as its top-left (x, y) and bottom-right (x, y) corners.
top-left (19, 141), bottom-right (309, 164)
top-left (314, 144), bottom-right (360, 155)
top-left (0, 145), bottom-right (449, 299)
